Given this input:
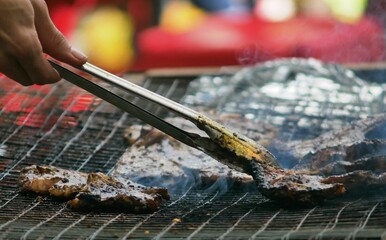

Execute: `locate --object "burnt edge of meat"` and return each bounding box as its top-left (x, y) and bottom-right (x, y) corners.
top-left (196, 141), bottom-right (345, 205)
top-left (67, 173), bottom-right (169, 213)
top-left (249, 160), bottom-right (345, 206)
top-left (322, 170), bottom-right (386, 194)
top-left (300, 139), bottom-right (386, 172)
top-left (18, 165), bottom-right (88, 199)
top-left (18, 165), bottom-right (169, 213)
top-left (259, 115), bottom-right (386, 205)
top-left (317, 155), bottom-right (386, 176)
top-left (139, 117), bottom-right (346, 205)
top-left (282, 113), bottom-right (386, 166)
top-left (119, 123), bottom-right (255, 192)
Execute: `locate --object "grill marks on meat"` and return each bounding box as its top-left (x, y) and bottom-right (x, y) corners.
top-left (18, 165), bottom-right (169, 213)
top-left (247, 159), bottom-right (345, 205)
top-left (115, 119), bottom-right (255, 191)
top-left (19, 165), bottom-right (87, 199)
top-left (67, 172), bottom-right (169, 212)
top-left (118, 119), bottom-right (346, 205)
top-left (293, 139), bottom-right (386, 193)
top-left (304, 139), bottom-right (386, 175)
top-left (322, 171), bottom-right (386, 192)
top-left (286, 115), bottom-right (386, 194)
top-left (115, 114), bottom-right (386, 205)
top-left (284, 113), bottom-right (386, 163)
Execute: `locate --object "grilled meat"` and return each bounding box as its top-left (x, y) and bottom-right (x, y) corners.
top-left (67, 172), bottom-right (169, 213)
top-left (242, 157), bottom-right (346, 205)
top-left (302, 139), bottom-right (386, 175)
top-left (192, 115), bottom-right (347, 204)
top-left (117, 118), bottom-right (345, 205)
top-left (281, 113), bottom-right (386, 166)
top-left (257, 172), bottom-right (345, 205)
top-left (116, 114), bottom-right (386, 205)
top-left (322, 171), bottom-right (386, 191)
top-left (276, 115), bottom-right (386, 197)
top-left (115, 119), bottom-right (256, 191)
top-left (318, 155), bottom-right (386, 176)
top-left (19, 165), bottom-right (169, 213)
top-left (19, 165), bottom-right (87, 199)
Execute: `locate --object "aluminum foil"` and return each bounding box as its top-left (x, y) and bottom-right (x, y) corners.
top-left (182, 58), bottom-right (386, 141)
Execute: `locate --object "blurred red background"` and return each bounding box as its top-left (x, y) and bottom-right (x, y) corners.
top-left (46, 0), bottom-right (386, 73)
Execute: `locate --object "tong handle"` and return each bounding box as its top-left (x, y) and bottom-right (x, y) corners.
top-left (79, 63), bottom-right (200, 123)
top-left (50, 59), bottom-right (279, 173)
top-left (49, 59), bottom-right (200, 149)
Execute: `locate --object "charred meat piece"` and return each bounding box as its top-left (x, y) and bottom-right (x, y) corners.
top-left (19, 165), bottom-right (169, 213)
top-left (193, 116), bottom-right (347, 205)
top-left (289, 137), bottom-right (386, 196)
top-left (260, 174), bottom-right (345, 205)
top-left (303, 139), bottom-right (386, 175)
top-left (275, 115), bottom-right (386, 197)
top-left (19, 165), bottom-right (87, 199)
top-left (279, 113), bottom-right (386, 165)
top-left (115, 120), bottom-right (255, 191)
top-left (246, 160), bottom-right (345, 205)
top-left (117, 114), bottom-right (386, 205)
top-left (117, 118), bottom-right (345, 205)
top-left (318, 155), bottom-right (386, 176)
top-left (68, 173), bottom-right (169, 213)
top-left (322, 171), bottom-right (386, 191)
top-left (299, 138), bottom-right (386, 171)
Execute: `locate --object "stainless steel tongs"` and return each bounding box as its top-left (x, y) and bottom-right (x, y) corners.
top-left (49, 59), bottom-right (278, 172)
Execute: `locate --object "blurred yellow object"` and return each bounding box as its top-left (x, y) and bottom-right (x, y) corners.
top-left (160, 0), bottom-right (207, 33)
top-left (324, 0), bottom-right (367, 23)
top-left (73, 6), bottom-right (134, 73)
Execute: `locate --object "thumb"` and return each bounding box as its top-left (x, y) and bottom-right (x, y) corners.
top-left (31, 0), bottom-right (87, 66)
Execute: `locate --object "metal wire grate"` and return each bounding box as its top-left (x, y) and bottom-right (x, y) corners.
top-left (0, 69), bottom-right (385, 239)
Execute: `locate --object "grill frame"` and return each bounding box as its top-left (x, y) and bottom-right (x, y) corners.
top-left (0, 64), bottom-right (386, 239)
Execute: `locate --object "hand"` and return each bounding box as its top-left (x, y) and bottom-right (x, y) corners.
top-left (0, 0), bottom-right (87, 86)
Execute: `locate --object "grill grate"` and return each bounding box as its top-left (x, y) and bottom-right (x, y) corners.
top-left (0, 69), bottom-right (385, 239)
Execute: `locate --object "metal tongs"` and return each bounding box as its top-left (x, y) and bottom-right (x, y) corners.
top-left (49, 59), bottom-right (278, 173)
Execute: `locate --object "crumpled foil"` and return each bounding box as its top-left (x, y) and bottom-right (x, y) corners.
top-left (182, 58), bottom-right (386, 141)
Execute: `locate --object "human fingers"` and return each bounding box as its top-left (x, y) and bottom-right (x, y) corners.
top-left (0, 54), bottom-right (33, 86)
top-left (31, 0), bottom-right (87, 67)
top-left (0, 0), bottom-right (60, 85)
top-left (14, 29), bottom-right (61, 85)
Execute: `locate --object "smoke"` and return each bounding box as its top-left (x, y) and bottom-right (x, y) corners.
top-left (236, 44), bottom-right (275, 66)
top-left (110, 122), bottom-right (256, 196)
top-left (120, 166), bottom-right (256, 195)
